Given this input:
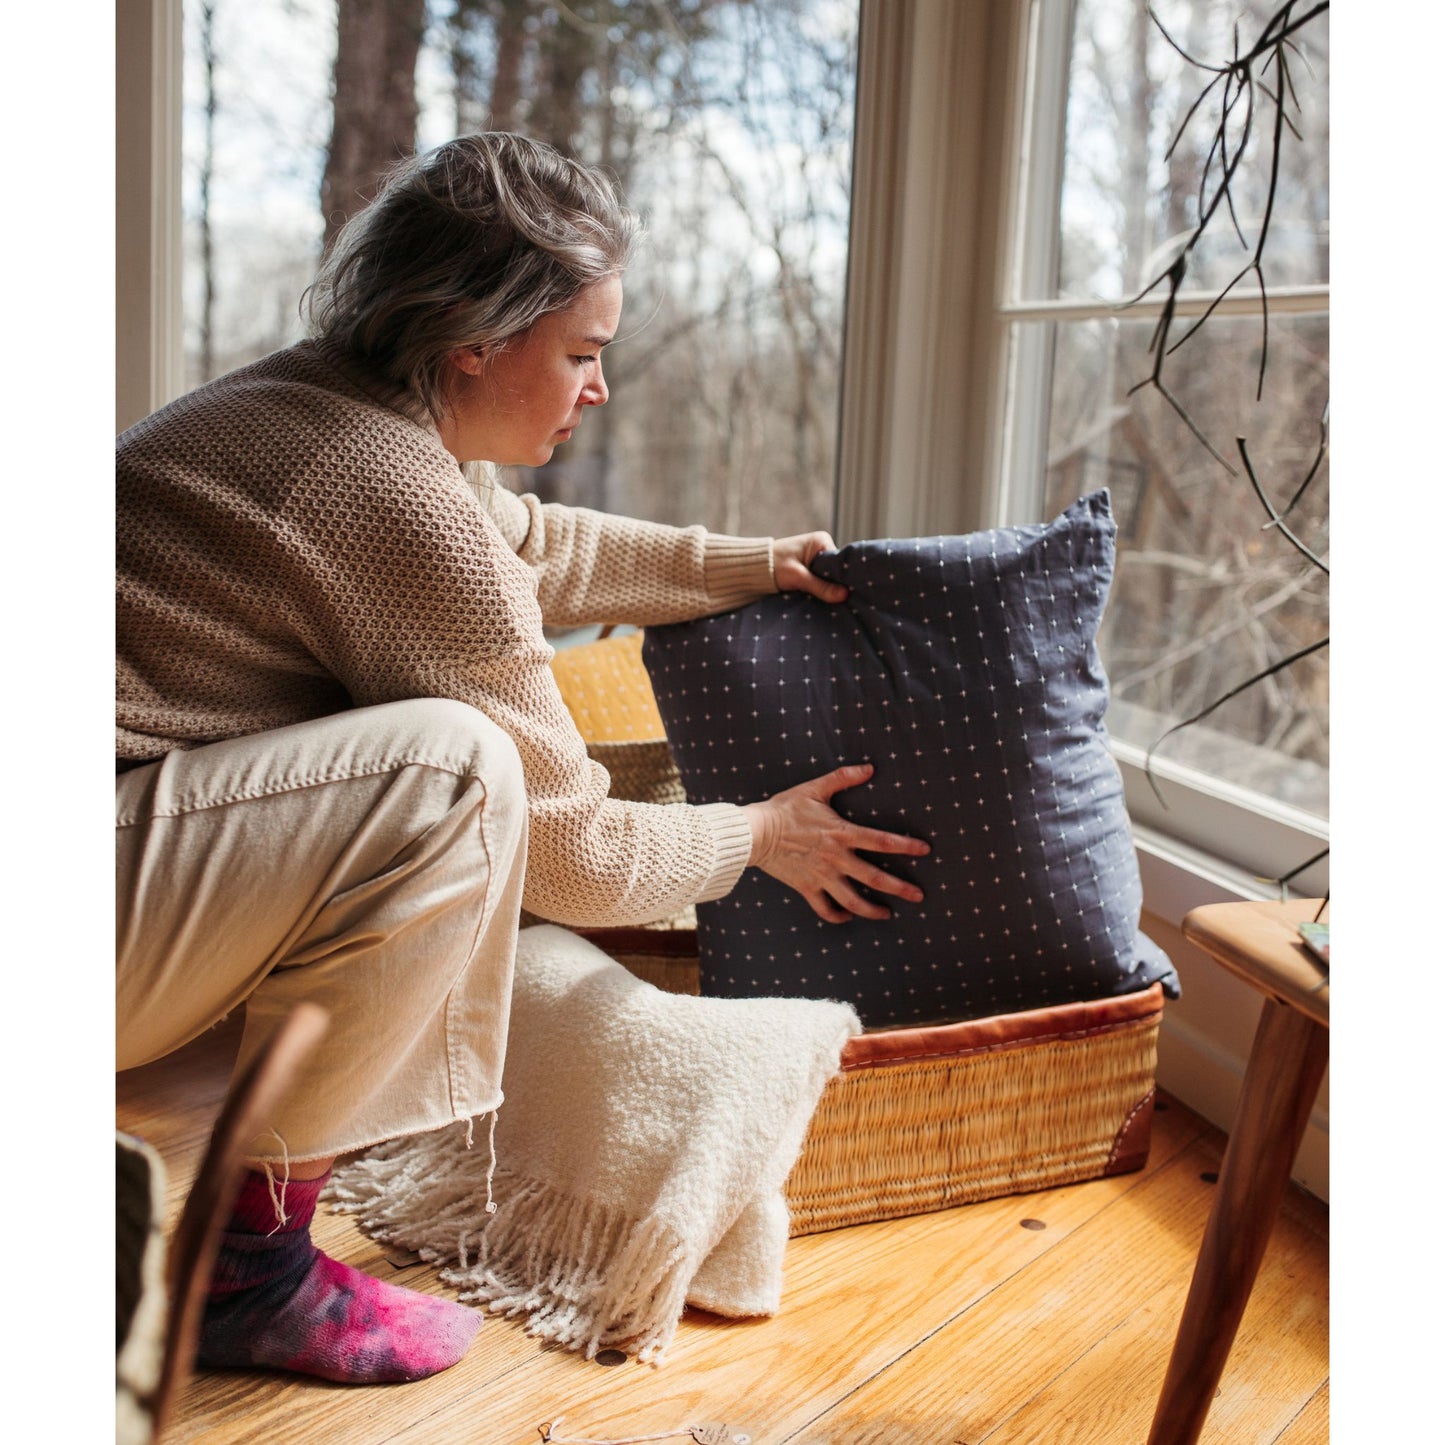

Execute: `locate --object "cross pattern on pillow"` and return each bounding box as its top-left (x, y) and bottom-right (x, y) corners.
top-left (643, 491), bottom-right (1177, 1028)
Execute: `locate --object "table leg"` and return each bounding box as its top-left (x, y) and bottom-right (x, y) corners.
top-left (1146, 998), bottom-right (1329, 1445)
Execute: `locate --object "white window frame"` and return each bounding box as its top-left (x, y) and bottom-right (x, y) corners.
top-left (116, 0), bottom-right (1328, 910)
top-left (116, 0), bottom-right (185, 434)
top-left (836, 0), bottom-right (1328, 911)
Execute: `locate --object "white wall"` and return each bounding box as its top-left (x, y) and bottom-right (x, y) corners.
top-left (1138, 843), bottom-right (1329, 1202)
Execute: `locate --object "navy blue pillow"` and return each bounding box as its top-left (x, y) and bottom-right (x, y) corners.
top-left (643, 491), bottom-right (1177, 1028)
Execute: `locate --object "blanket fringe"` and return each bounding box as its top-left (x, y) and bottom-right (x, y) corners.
top-left (326, 1124), bottom-right (693, 1362)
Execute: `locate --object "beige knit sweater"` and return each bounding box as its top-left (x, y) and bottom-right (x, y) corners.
top-left (116, 339), bottom-right (777, 927)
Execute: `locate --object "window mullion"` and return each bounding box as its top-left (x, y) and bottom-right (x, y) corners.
top-left (117, 0), bottom-right (185, 434)
top-left (1001, 285), bottom-right (1330, 326)
top-left (835, 0), bottom-right (1031, 544)
top-left (995, 0), bottom-right (1074, 528)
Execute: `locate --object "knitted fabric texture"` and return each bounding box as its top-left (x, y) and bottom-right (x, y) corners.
top-left (116, 340), bottom-right (774, 926)
top-left (326, 925), bottom-right (859, 1363)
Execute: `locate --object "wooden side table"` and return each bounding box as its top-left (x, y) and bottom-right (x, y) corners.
top-left (1147, 899), bottom-right (1329, 1445)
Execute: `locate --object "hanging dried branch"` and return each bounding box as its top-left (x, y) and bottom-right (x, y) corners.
top-left (1237, 437), bottom-right (1329, 573)
top-left (1267, 845), bottom-right (1330, 903)
top-left (1277, 401), bottom-right (1329, 520)
top-left (1128, 2), bottom-right (1326, 398)
top-left (1125, 1), bottom-right (1329, 819)
top-left (1124, 253), bottom-right (1240, 474)
top-left (1143, 633), bottom-right (1328, 808)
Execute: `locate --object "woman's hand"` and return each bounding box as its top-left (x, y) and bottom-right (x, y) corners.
top-left (742, 764), bottom-right (931, 923)
top-left (773, 531), bottom-right (847, 604)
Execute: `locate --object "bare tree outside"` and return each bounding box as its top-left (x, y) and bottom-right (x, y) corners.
top-left (179, 0), bottom-right (1326, 816)
top-left (196, 0), bottom-right (220, 382)
top-left (320, 0), bottom-right (429, 245)
top-left (180, 0), bottom-right (336, 383)
top-left (1037, 0), bottom-right (1328, 814)
top-left (182, 0), bottom-right (856, 543)
top-left (432, 1), bottom-right (854, 536)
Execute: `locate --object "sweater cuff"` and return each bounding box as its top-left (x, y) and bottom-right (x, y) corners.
top-left (692, 803), bottom-right (755, 902)
top-left (703, 535), bottom-right (776, 612)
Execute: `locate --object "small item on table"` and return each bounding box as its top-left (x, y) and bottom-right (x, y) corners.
top-left (1297, 921), bottom-right (1329, 966)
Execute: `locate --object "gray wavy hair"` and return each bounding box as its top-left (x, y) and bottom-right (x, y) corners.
top-left (305, 133), bottom-right (640, 422)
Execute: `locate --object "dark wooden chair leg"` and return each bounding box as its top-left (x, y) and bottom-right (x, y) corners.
top-left (153, 1002), bottom-right (330, 1440)
top-left (1146, 998), bottom-right (1328, 1445)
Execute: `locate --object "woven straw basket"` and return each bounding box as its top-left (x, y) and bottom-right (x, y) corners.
top-left (553, 630), bottom-right (1162, 1234)
top-left (582, 925), bottom-right (1160, 1236)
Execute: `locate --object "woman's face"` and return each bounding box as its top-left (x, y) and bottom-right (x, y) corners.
top-left (439, 276), bottom-right (622, 466)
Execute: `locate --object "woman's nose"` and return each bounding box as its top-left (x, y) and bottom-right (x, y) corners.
top-left (583, 361), bottom-right (608, 407)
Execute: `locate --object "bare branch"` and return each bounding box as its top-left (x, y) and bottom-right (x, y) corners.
top-left (1147, 5), bottom-right (1224, 72)
top-left (1122, 1), bottom-right (1328, 479)
top-left (1144, 635), bottom-right (1328, 807)
top-left (1165, 259), bottom-right (1253, 354)
top-left (1125, 373), bottom-right (1240, 476)
top-left (1237, 437), bottom-right (1329, 573)
top-left (1278, 405), bottom-right (1329, 518)
top-left (1164, 68), bottom-right (1225, 162)
top-left (1267, 845), bottom-right (1330, 903)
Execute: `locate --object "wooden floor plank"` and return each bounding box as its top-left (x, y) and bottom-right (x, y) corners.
top-left (782, 1155), bottom-right (1326, 1445)
top-left (345, 1108), bottom-right (1213, 1445)
top-left (155, 1102), bottom-right (1206, 1444)
top-left (1274, 1381), bottom-right (1329, 1445)
top-left (116, 1021), bottom-right (1327, 1445)
top-left (972, 1183), bottom-right (1327, 1445)
top-left (779, 1139), bottom-right (1220, 1444)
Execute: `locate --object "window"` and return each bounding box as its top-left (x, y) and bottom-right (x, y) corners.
top-left (1001, 0), bottom-right (1328, 889)
top-left (176, 0), bottom-right (859, 540)
top-left (120, 0), bottom-right (1328, 897)
top-left (834, 0), bottom-right (1326, 895)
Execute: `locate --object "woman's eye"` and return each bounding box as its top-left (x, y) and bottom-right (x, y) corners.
top-left (574, 354), bottom-right (597, 367)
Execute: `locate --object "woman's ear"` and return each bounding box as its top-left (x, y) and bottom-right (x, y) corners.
top-left (449, 346), bottom-right (487, 377)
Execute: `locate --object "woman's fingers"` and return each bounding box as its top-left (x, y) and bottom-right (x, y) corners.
top-left (779, 563), bottom-right (847, 605)
top-left (847, 824), bottom-right (932, 858)
top-left (807, 762), bottom-right (876, 801)
top-left (849, 858), bottom-right (925, 903)
top-left (744, 763), bottom-right (931, 921)
top-left (807, 766), bottom-right (932, 858)
top-left (773, 532), bottom-right (848, 604)
top-left (820, 880), bottom-right (893, 922)
top-left (806, 891), bottom-right (855, 924)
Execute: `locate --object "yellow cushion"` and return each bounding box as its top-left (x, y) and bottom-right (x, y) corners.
top-left (550, 631), bottom-right (667, 744)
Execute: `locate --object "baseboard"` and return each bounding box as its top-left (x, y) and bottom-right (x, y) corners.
top-left (1157, 1009), bottom-right (1329, 1204)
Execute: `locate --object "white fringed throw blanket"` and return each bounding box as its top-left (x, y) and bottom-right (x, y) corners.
top-left (328, 925), bottom-right (859, 1362)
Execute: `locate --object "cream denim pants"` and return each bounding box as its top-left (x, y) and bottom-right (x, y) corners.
top-left (116, 699), bottom-right (529, 1163)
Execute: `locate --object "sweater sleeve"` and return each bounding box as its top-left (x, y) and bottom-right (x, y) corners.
top-left (482, 482), bottom-right (777, 630)
top-left (279, 443), bottom-right (753, 927)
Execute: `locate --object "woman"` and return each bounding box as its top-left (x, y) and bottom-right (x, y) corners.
top-left (116, 133), bottom-right (929, 1385)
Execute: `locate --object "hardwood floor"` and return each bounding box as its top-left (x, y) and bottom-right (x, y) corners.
top-left (117, 1015), bottom-right (1328, 1444)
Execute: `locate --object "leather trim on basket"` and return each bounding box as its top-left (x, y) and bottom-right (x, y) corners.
top-left (576, 926), bottom-right (701, 954)
top-left (580, 928), bottom-right (1164, 1067)
top-left (1103, 1088), bottom-right (1157, 1176)
top-left (839, 983), bottom-right (1165, 1070)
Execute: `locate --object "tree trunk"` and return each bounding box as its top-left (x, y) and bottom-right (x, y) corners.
top-left (1164, 0), bottom-right (1216, 246)
top-left (488, 0), bottom-right (529, 132)
top-left (535, 10), bottom-right (594, 155)
top-left (1121, 0), bottom-right (1154, 289)
top-left (198, 1), bottom-right (218, 382)
top-left (445, 0), bottom-right (486, 136)
top-left (320, 0), bottom-right (428, 249)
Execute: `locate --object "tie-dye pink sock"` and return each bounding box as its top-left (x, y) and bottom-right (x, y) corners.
top-left (197, 1168), bottom-right (482, 1384)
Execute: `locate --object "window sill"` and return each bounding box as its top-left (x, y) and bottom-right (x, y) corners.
top-left (1132, 823), bottom-right (1296, 932)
